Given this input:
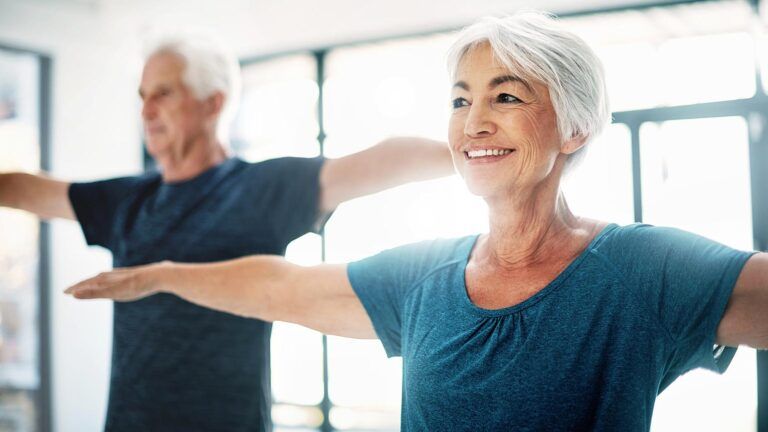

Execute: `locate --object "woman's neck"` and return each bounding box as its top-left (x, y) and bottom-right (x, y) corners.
top-left (478, 178), bottom-right (594, 270)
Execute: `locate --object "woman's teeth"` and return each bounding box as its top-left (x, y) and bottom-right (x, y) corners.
top-left (466, 149), bottom-right (513, 159)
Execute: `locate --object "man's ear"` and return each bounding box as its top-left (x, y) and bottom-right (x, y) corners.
top-left (206, 92), bottom-right (225, 117)
top-left (561, 133), bottom-right (588, 155)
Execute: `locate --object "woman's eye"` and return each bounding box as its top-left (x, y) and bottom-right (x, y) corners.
top-left (496, 93), bottom-right (520, 104)
top-left (452, 97), bottom-right (469, 109)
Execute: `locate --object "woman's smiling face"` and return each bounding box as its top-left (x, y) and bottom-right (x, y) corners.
top-left (448, 43), bottom-right (576, 199)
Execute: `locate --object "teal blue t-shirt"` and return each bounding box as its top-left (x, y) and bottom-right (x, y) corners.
top-left (347, 224), bottom-right (754, 431)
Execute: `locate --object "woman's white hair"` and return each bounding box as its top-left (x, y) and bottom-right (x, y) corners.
top-left (145, 33), bottom-right (241, 141)
top-left (447, 11), bottom-right (611, 172)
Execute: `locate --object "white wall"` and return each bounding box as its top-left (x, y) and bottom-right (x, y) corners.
top-left (0, 0), bottom-right (677, 430)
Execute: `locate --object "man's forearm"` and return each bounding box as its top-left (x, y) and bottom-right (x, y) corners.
top-left (0, 172), bottom-right (75, 220)
top-left (0, 173), bottom-right (22, 208)
top-left (319, 137), bottom-right (454, 212)
top-left (370, 137), bottom-right (455, 183)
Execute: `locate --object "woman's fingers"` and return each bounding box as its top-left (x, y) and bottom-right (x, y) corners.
top-left (64, 269), bottom-right (148, 301)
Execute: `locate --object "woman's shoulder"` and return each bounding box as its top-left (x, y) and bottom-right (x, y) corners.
top-left (347, 235), bottom-right (478, 296)
top-left (595, 223), bottom-right (701, 250)
top-left (348, 235), bottom-right (476, 283)
top-left (372, 235), bottom-right (478, 266)
top-left (590, 222), bottom-right (749, 277)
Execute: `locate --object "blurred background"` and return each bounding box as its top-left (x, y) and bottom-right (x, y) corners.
top-left (1, 0), bottom-right (768, 430)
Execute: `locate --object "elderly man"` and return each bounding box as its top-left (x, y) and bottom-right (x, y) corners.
top-left (0, 36), bottom-right (453, 431)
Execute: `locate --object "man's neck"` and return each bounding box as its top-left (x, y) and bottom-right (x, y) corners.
top-left (156, 137), bottom-right (230, 183)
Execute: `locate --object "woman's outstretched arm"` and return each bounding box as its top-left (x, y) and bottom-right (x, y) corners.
top-left (65, 257), bottom-right (376, 339)
top-left (717, 252), bottom-right (768, 348)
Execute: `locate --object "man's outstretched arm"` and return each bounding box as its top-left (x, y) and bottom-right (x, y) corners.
top-left (319, 137), bottom-right (453, 213)
top-left (0, 172), bottom-right (75, 220)
top-left (65, 257), bottom-right (376, 339)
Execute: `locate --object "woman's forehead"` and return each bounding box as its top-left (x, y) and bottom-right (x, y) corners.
top-left (455, 44), bottom-right (526, 83)
top-left (455, 50), bottom-right (540, 94)
top-left (458, 43), bottom-right (503, 72)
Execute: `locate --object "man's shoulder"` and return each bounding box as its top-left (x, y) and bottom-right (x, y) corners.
top-left (247, 156), bottom-right (324, 172)
top-left (230, 156), bottom-right (325, 193)
top-left (70, 170), bottom-right (159, 196)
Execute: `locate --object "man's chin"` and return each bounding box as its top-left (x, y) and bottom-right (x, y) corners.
top-left (144, 140), bottom-right (169, 158)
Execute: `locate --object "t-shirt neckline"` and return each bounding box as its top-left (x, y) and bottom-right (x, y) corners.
top-left (160, 157), bottom-right (241, 188)
top-left (456, 223), bottom-right (619, 317)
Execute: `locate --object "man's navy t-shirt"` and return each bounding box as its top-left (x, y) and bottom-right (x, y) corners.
top-left (347, 224), bottom-right (754, 431)
top-left (69, 156), bottom-right (325, 431)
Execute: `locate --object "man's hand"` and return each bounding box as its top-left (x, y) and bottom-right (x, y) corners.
top-left (64, 262), bottom-right (170, 301)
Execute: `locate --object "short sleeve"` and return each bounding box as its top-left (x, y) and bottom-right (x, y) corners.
top-left (610, 225), bottom-right (755, 377)
top-left (68, 175), bottom-right (151, 250)
top-left (257, 157), bottom-right (326, 244)
top-left (347, 238), bottom-right (467, 357)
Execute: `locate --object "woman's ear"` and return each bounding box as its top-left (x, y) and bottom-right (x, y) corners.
top-left (561, 134), bottom-right (588, 155)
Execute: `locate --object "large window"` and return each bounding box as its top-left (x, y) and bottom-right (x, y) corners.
top-left (0, 46), bottom-right (49, 432)
top-left (234, 1), bottom-right (767, 430)
top-left (231, 54), bottom-right (327, 430)
top-left (323, 35), bottom-right (485, 431)
top-left (640, 116), bottom-right (756, 431)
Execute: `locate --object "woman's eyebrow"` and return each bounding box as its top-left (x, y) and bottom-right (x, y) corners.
top-left (452, 81), bottom-right (469, 91)
top-left (489, 75), bottom-right (533, 93)
top-left (452, 75), bottom-right (533, 93)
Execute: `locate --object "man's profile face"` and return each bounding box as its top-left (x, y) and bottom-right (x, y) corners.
top-left (139, 52), bottom-right (212, 160)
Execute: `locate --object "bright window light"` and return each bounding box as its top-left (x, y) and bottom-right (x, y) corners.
top-left (641, 116), bottom-right (756, 432)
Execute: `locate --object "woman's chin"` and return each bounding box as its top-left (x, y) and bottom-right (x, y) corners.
top-left (462, 177), bottom-right (505, 199)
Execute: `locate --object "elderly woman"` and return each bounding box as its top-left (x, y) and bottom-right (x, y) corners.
top-left (67, 12), bottom-right (767, 430)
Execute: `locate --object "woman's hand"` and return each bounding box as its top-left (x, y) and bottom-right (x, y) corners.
top-left (64, 261), bottom-right (173, 301)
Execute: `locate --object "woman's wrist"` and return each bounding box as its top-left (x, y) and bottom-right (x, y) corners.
top-left (147, 260), bottom-right (178, 295)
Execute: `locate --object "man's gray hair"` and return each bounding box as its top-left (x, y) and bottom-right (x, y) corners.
top-left (447, 11), bottom-right (611, 171)
top-left (146, 34), bottom-right (242, 140)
